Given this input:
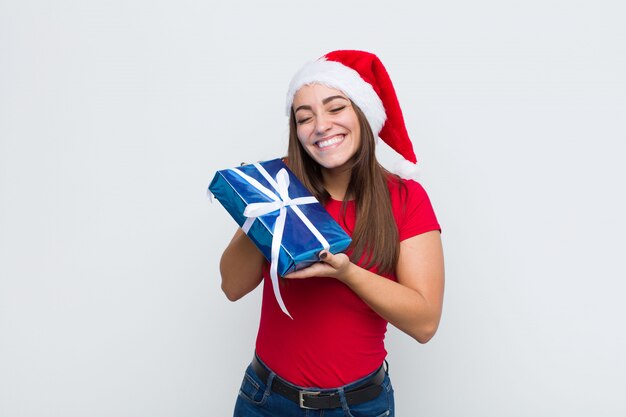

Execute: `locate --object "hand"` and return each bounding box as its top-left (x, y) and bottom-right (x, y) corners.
top-left (283, 250), bottom-right (352, 281)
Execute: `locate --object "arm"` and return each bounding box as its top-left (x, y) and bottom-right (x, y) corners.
top-left (219, 228), bottom-right (265, 301)
top-left (284, 230), bottom-right (445, 343)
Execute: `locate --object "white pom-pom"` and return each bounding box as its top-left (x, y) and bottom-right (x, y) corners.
top-left (392, 159), bottom-right (421, 180)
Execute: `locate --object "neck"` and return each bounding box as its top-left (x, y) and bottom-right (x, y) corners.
top-left (321, 166), bottom-right (352, 201)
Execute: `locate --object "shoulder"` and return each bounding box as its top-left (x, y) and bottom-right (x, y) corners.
top-left (385, 175), bottom-right (441, 239)
top-left (386, 175), bottom-right (430, 205)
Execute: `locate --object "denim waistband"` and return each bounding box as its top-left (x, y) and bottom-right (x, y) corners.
top-left (251, 354), bottom-right (387, 410)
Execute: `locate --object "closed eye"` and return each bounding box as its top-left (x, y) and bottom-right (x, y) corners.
top-left (329, 106), bottom-right (346, 113)
top-left (296, 117), bottom-right (312, 125)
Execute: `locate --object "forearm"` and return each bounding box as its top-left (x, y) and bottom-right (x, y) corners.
top-left (341, 264), bottom-right (443, 343)
top-left (283, 232), bottom-right (445, 341)
top-left (219, 229), bottom-right (265, 301)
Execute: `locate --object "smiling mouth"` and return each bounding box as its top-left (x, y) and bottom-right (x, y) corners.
top-left (315, 135), bottom-right (345, 149)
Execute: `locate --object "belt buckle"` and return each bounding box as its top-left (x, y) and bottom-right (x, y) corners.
top-left (299, 390), bottom-right (320, 409)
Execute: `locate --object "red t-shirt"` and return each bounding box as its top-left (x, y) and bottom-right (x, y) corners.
top-left (255, 178), bottom-right (441, 388)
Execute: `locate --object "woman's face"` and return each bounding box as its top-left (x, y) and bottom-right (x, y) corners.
top-left (292, 84), bottom-right (361, 172)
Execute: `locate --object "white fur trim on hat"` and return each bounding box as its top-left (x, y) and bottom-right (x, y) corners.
top-left (285, 59), bottom-right (387, 135)
top-left (392, 158), bottom-right (421, 180)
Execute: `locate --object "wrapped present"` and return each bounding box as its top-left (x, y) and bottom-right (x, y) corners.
top-left (208, 158), bottom-right (352, 318)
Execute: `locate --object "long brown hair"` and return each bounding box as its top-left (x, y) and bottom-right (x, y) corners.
top-left (287, 104), bottom-right (401, 275)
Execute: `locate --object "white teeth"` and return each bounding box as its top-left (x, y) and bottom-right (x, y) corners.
top-left (317, 135), bottom-right (344, 148)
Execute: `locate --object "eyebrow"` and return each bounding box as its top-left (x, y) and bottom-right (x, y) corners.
top-left (294, 95), bottom-right (349, 113)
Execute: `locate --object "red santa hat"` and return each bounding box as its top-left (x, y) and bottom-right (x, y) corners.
top-left (286, 50), bottom-right (419, 179)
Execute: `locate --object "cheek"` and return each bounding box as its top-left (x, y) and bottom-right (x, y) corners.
top-left (296, 125), bottom-right (312, 145)
top-left (351, 116), bottom-right (361, 145)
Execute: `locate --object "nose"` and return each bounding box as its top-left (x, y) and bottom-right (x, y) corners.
top-left (314, 114), bottom-right (332, 135)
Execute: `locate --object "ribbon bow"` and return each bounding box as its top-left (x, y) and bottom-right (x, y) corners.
top-left (231, 164), bottom-right (330, 318)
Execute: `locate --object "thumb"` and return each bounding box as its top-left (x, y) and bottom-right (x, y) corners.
top-left (318, 250), bottom-right (337, 266)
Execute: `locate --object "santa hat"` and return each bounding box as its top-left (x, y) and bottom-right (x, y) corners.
top-left (286, 50), bottom-right (419, 179)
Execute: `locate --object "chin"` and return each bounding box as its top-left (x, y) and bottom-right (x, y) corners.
top-left (317, 159), bottom-right (351, 171)
top-left (306, 148), bottom-right (353, 171)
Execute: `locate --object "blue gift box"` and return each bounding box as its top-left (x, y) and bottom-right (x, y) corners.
top-left (208, 158), bottom-right (352, 317)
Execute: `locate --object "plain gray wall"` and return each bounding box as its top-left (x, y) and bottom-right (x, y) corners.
top-left (1, 0), bottom-right (625, 416)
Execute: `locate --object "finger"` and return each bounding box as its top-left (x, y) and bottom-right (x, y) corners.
top-left (319, 250), bottom-right (334, 266)
top-left (283, 269), bottom-right (309, 279)
top-left (284, 266), bottom-right (321, 279)
top-left (319, 250), bottom-right (340, 267)
top-left (284, 262), bottom-right (332, 279)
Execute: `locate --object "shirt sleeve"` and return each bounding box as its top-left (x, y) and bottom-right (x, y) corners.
top-left (395, 180), bottom-right (441, 241)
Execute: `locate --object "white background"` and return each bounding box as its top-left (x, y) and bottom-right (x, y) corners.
top-left (1, 1), bottom-right (625, 416)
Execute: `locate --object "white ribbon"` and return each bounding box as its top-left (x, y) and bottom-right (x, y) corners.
top-left (231, 163), bottom-right (330, 319)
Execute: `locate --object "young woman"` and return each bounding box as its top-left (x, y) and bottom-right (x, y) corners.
top-left (220, 50), bottom-right (444, 416)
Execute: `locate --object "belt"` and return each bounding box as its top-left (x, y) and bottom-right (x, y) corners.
top-left (251, 356), bottom-right (385, 410)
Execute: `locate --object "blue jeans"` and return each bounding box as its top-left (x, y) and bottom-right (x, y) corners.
top-left (233, 357), bottom-right (395, 417)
